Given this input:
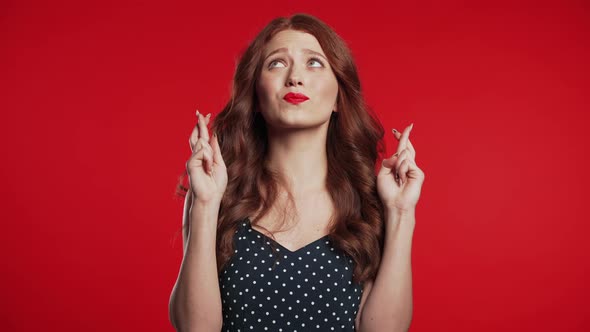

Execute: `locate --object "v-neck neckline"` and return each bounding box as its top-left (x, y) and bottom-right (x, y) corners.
top-left (245, 217), bottom-right (330, 254)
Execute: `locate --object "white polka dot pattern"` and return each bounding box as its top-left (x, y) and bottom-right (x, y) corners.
top-left (219, 218), bottom-right (363, 331)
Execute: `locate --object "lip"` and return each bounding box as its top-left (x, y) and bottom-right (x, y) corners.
top-left (283, 92), bottom-right (309, 105)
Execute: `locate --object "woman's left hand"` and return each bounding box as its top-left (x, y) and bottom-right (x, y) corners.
top-left (377, 123), bottom-right (425, 212)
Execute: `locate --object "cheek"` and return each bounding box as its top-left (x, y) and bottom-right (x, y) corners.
top-left (316, 76), bottom-right (338, 104)
top-left (257, 75), bottom-right (279, 103)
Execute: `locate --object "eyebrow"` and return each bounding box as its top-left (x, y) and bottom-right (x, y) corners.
top-left (264, 47), bottom-right (328, 62)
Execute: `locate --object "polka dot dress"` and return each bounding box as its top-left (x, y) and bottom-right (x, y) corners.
top-left (219, 218), bottom-right (363, 332)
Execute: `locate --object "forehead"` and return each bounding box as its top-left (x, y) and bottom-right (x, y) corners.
top-left (264, 30), bottom-right (325, 56)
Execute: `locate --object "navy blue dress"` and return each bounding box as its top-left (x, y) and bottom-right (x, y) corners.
top-left (218, 217), bottom-right (364, 331)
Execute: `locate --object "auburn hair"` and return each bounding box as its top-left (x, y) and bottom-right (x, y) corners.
top-left (175, 13), bottom-right (386, 284)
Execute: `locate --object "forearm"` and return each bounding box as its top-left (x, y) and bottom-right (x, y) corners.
top-left (169, 201), bottom-right (223, 332)
top-left (359, 208), bottom-right (415, 332)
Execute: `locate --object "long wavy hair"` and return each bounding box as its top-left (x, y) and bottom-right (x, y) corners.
top-left (175, 13), bottom-right (386, 284)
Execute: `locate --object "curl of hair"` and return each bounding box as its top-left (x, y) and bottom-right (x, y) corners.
top-left (175, 13), bottom-right (386, 285)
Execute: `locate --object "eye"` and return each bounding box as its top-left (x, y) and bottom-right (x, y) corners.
top-left (268, 59), bottom-right (286, 69)
top-left (308, 57), bottom-right (324, 68)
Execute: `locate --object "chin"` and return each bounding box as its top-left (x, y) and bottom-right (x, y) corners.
top-left (260, 104), bottom-right (332, 127)
top-left (266, 115), bottom-right (332, 131)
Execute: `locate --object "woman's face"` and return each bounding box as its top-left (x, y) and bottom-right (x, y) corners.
top-left (256, 29), bottom-right (338, 131)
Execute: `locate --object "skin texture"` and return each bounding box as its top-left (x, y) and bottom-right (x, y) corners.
top-left (359, 123), bottom-right (423, 331)
top-left (251, 29), bottom-right (340, 246)
top-left (256, 29), bottom-right (338, 133)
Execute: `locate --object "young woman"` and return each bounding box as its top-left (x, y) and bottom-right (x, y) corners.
top-left (169, 13), bottom-right (425, 332)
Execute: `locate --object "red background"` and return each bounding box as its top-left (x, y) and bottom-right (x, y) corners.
top-left (1, 0), bottom-right (589, 331)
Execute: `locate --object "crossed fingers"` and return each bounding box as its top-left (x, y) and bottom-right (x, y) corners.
top-left (392, 123), bottom-right (416, 184)
top-left (189, 110), bottom-right (212, 153)
top-left (393, 123), bottom-right (415, 159)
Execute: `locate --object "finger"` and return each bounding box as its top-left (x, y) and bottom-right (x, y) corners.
top-left (379, 153), bottom-right (396, 177)
top-left (395, 132), bottom-right (416, 159)
top-left (191, 140), bottom-right (212, 169)
top-left (393, 149), bottom-right (410, 180)
top-left (198, 112), bottom-right (211, 143)
top-left (393, 149), bottom-right (409, 169)
top-left (394, 123), bottom-right (413, 156)
top-left (407, 139), bottom-right (416, 160)
top-left (401, 158), bottom-right (424, 184)
top-left (392, 127), bottom-right (416, 160)
top-left (194, 138), bottom-right (213, 157)
top-left (202, 147), bottom-right (213, 175)
top-left (189, 109), bottom-right (206, 152)
top-left (189, 123), bottom-right (200, 152)
top-left (190, 143), bottom-right (213, 173)
top-left (380, 156), bottom-right (394, 171)
top-left (210, 132), bottom-right (226, 167)
top-left (398, 158), bottom-right (412, 184)
top-left (379, 150), bottom-right (403, 177)
top-left (187, 148), bottom-right (205, 170)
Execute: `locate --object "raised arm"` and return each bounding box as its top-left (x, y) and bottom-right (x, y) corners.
top-left (169, 192), bottom-right (223, 332)
top-left (169, 111), bottom-right (228, 332)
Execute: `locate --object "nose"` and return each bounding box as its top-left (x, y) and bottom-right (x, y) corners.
top-left (285, 66), bottom-right (303, 87)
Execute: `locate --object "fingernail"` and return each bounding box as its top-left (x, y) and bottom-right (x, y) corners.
top-left (196, 109), bottom-right (200, 116)
top-left (410, 123), bottom-right (414, 131)
top-left (206, 113), bottom-right (211, 119)
top-left (392, 128), bottom-right (398, 133)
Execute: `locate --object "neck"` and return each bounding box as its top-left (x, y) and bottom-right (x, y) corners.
top-left (266, 124), bottom-right (329, 196)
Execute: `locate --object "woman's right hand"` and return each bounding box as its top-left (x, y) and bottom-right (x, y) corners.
top-left (186, 110), bottom-right (228, 205)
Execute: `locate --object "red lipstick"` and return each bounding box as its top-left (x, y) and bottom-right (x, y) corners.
top-left (283, 92), bottom-right (309, 105)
